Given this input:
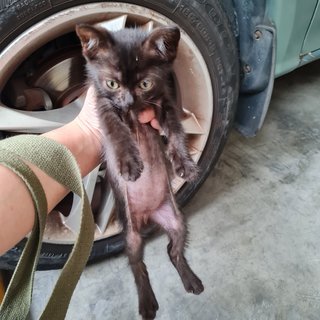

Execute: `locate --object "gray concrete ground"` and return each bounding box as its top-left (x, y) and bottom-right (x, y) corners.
top-left (31, 61), bottom-right (320, 320)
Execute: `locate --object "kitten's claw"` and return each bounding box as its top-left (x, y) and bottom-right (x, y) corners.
top-left (120, 153), bottom-right (144, 182)
top-left (184, 275), bottom-right (204, 295)
top-left (173, 155), bottom-right (199, 182)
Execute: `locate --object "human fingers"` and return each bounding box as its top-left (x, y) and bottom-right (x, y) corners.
top-left (138, 108), bottom-right (156, 124)
top-left (74, 86), bottom-right (104, 146)
top-left (150, 118), bottom-right (161, 130)
top-left (138, 108), bottom-right (161, 131)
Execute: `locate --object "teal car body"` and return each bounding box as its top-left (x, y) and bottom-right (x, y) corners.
top-left (223, 0), bottom-right (320, 136)
top-left (268, 0), bottom-right (320, 77)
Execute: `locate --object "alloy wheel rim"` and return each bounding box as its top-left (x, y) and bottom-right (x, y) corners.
top-left (0, 3), bottom-right (213, 244)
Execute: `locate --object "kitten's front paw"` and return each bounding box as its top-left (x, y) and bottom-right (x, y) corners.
top-left (183, 273), bottom-right (204, 295)
top-left (172, 154), bottom-right (199, 182)
top-left (139, 293), bottom-right (159, 320)
top-left (120, 152), bottom-right (144, 182)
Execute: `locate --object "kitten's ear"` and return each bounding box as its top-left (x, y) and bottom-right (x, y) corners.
top-left (142, 26), bottom-right (180, 62)
top-left (75, 24), bottom-right (114, 59)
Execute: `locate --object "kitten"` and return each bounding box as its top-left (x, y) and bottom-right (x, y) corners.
top-left (76, 24), bottom-right (204, 319)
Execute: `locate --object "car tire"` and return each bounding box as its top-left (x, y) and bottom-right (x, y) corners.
top-left (0, 0), bottom-right (239, 270)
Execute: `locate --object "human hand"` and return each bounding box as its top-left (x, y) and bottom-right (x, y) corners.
top-left (138, 109), bottom-right (161, 131)
top-left (74, 86), bottom-right (104, 147)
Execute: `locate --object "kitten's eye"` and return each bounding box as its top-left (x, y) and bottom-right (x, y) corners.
top-left (106, 80), bottom-right (120, 90)
top-left (139, 79), bottom-right (153, 91)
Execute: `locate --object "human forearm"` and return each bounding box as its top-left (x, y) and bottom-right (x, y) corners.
top-left (0, 120), bottom-right (101, 255)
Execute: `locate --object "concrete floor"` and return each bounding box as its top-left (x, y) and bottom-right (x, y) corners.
top-left (31, 61), bottom-right (320, 320)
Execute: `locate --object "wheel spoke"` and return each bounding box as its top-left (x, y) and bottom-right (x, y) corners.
top-left (171, 176), bottom-right (185, 192)
top-left (182, 108), bottom-right (204, 135)
top-left (0, 96), bottom-right (83, 133)
top-left (60, 165), bottom-right (100, 233)
top-left (141, 21), bottom-right (154, 31)
top-left (95, 15), bottom-right (127, 31)
top-left (95, 186), bottom-right (115, 234)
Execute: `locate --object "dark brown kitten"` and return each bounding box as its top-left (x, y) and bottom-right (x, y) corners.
top-left (76, 24), bottom-right (204, 319)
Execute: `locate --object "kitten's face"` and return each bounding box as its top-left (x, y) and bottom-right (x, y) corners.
top-left (76, 25), bottom-right (180, 114)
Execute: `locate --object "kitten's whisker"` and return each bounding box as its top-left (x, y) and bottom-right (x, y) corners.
top-left (143, 100), bottom-right (162, 109)
top-left (146, 72), bottom-right (163, 80)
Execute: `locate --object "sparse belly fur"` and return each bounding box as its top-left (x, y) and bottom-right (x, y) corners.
top-left (126, 125), bottom-right (169, 216)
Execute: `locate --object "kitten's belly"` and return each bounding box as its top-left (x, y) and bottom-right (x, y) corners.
top-left (126, 127), bottom-right (169, 215)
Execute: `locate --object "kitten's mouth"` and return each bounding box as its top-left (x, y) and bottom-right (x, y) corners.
top-left (111, 104), bottom-right (131, 120)
top-left (112, 104), bottom-right (123, 112)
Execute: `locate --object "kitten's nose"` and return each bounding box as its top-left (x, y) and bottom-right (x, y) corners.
top-left (122, 91), bottom-right (134, 111)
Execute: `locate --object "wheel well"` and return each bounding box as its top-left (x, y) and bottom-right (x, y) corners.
top-left (218, 0), bottom-right (276, 137)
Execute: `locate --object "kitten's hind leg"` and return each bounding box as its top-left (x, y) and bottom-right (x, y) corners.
top-left (126, 229), bottom-right (159, 319)
top-left (150, 201), bottom-right (204, 295)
